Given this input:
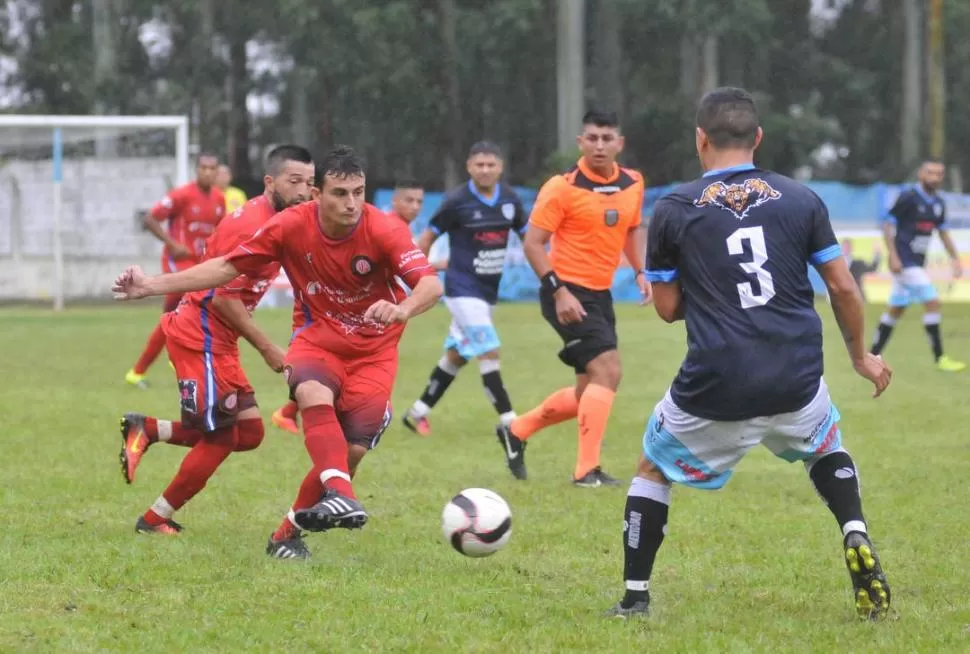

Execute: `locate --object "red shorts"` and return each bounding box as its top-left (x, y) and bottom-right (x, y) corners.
top-left (283, 344), bottom-right (397, 450)
top-left (167, 338), bottom-right (256, 432)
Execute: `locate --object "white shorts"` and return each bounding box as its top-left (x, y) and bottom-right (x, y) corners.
top-left (443, 296), bottom-right (501, 359)
top-left (642, 380), bottom-right (842, 489)
top-left (888, 266), bottom-right (938, 307)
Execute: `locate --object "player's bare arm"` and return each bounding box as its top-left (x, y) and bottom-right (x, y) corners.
top-left (623, 225), bottom-right (652, 304)
top-left (881, 220), bottom-right (901, 273)
top-left (142, 212), bottom-right (190, 259)
top-left (652, 282), bottom-right (684, 323)
top-left (112, 257), bottom-right (240, 301)
top-left (522, 225), bottom-right (586, 325)
top-left (364, 275), bottom-right (443, 326)
top-left (817, 257), bottom-right (892, 397)
top-left (938, 229), bottom-right (963, 278)
top-left (210, 294), bottom-right (286, 371)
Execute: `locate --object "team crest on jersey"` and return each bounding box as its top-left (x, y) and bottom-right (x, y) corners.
top-left (306, 281), bottom-right (322, 295)
top-left (501, 203), bottom-right (515, 220)
top-left (604, 209), bottom-right (619, 227)
top-left (934, 203), bottom-right (943, 217)
top-left (351, 255), bottom-right (373, 277)
top-left (694, 178), bottom-right (782, 220)
top-left (178, 379), bottom-right (198, 415)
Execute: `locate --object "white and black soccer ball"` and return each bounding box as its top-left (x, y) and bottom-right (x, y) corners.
top-left (441, 488), bottom-right (512, 558)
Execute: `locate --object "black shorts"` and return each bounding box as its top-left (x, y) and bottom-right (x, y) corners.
top-left (540, 282), bottom-right (617, 373)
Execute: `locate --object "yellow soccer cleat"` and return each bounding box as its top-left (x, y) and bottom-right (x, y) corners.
top-left (124, 368), bottom-right (149, 389)
top-left (936, 355), bottom-right (966, 372)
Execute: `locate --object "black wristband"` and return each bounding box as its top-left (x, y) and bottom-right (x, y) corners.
top-left (541, 271), bottom-right (563, 294)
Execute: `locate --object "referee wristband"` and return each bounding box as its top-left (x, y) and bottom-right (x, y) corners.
top-left (541, 271), bottom-right (564, 294)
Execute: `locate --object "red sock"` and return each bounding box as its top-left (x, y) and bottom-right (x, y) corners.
top-left (142, 508), bottom-right (168, 526)
top-left (234, 418), bottom-right (265, 452)
top-left (133, 322), bottom-right (167, 375)
top-left (302, 404), bottom-right (354, 497)
top-left (281, 401), bottom-right (299, 420)
top-left (144, 417), bottom-right (202, 447)
top-left (148, 426), bottom-right (237, 515)
top-left (272, 516), bottom-right (301, 542)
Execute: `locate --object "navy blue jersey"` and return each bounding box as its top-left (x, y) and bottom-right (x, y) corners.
top-left (430, 180), bottom-right (527, 303)
top-left (646, 164), bottom-right (841, 421)
top-left (885, 186), bottom-right (947, 268)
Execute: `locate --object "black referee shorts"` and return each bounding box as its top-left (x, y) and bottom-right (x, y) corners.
top-left (539, 282), bottom-right (617, 374)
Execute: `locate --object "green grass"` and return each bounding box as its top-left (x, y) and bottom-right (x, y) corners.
top-left (1, 301), bottom-right (969, 652)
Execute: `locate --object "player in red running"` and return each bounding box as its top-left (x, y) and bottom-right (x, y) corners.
top-left (125, 153), bottom-right (225, 389)
top-left (270, 177), bottom-right (427, 435)
top-left (117, 145), bottom-right (315, 535)
top-left (112, 146), bottom-right (443, 558)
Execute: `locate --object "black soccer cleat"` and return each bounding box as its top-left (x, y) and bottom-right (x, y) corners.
top-left (134, 516), bottom-right (183, 535)
top-left (495, 424), bottom-right (527, 480)
top-left (604, 594), bottom-right (651, 619)
top-left (266, 533), bottom-right (311, 560)
top-left (843, 531), bottom-right (891, 620)
top-left (573, 466), bottom-right (622, 488)
top-left (292, 490), bottom-right (368, 532)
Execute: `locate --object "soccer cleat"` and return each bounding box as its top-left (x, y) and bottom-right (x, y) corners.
top-left (573, 467), bottom-right (622, 488)
top-left (135, 516), bottom-right (183, 535)
top-left (124, 368), bottom-right (149, 389)
top-left (292, 490), bottom-right (368, 532)
top-left (119, 413), bottom-right (151, 484)
top-left (402, 413), bottom-right (431, 436)
top-left (495, 424), bottom-right (527, 480)
top-left (266, 533), bottom-right (311, 560)
top-left (271, 408), bottom-right (300, 435)
top-left (843, 531), bottom-right (891, 620)
top-left (936, 355), bottom-right (966, 372)
top-left (604, 595), bottom-right (651, 619)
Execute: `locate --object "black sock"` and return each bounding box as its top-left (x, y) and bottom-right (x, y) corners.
top-left (621, 477), bottom-right (670, 608)
top-left (418, 364), bottom-right (457, 409)
top-left (870, 314), bottom-right (895, 355)
top-left (481, 370), bottom-right (513, 415)
top-left (808, 450), bottom-right (867, 536)
top-left (923, 314), bottom-right (943, 360)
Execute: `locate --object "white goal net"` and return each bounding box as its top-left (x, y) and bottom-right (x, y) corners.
top-left (0, 115), bottom-right (190, 309)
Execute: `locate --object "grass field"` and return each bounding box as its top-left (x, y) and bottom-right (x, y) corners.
top-left (1, 301), bottom-right (969, 652)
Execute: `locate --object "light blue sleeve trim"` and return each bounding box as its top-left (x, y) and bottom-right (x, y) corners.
top-left (810, 244), bottom-right (842, 266)
top-left (645, 269), bottom-right (678, 283)
top-left (429, 224), bottom-right (441, 235)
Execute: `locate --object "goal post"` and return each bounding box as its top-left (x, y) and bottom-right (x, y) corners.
top-left (0, 114), bottom-right (190, 311)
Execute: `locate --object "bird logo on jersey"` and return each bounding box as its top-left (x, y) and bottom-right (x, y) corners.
top-left (694, 178), bottom-right (782, 220)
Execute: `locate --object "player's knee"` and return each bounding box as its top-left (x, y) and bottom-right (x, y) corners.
top-left (924, 299), bottom-right (941, 312)
top-left (636, 455), bottom-right (670, 485)
top-left (234, 418), bottom-right (265, 452)
top-left (478, 348), bottom-right (500, 361)
top-left (445, 348), bottom-right (468, 368)
top-left (888, 306), bottom-right (906, 319)
top-left (586, 351), bottom-right (622, 389)
top-left (294, 380), bottom-right (335, 409)
top-left (347, 444), bottom-right (368, 478)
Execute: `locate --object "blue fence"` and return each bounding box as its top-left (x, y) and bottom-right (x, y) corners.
top-left (375, 180), bottom-right (970, 301)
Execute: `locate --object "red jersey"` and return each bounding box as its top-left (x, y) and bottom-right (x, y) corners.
top-left (226, 202), bottom-right (435, 357)
top-left (150, 181), bottom-right (226, 268)
top-left (163, 195), bottom-right (280, 354)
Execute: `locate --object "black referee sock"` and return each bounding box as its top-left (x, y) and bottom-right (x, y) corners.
top-left (808, 450), bottom-right (867, 537)
top-left (621, 477), bottom-right (670, 608)
top-left (870, 313), bottom-right (895, 356)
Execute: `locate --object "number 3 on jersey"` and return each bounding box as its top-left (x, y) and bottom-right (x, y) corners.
top-left (726, 226), bottom-right (775, 309)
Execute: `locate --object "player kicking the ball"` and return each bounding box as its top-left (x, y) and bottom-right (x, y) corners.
top-left (113, 146), bottom-right (443, 559)
top-left (606, 88), bottom-right (893, 621)
top-left (118, 145), bottom-right (314, 534)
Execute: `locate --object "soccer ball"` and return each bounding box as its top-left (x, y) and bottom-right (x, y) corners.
top-left (441, 488), bottom-right (512, 557)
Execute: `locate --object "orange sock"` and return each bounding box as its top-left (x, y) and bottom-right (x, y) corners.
top-left (574, 384), bottom-right (615, 479)
top-left (511, 387), bottom-right (579, 441)
top-left (281, 401), bottom-right (299, 420)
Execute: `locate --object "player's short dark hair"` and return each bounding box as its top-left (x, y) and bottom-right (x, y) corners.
top-left (696, 87), bottom-right (760, 149)
top-left (394, 178), bottom-right (423, 190)
top-left (468, 141), bottom-right (503, 159)
top-left (314, 145), bottom-right (366, 189)
top-left (582, 110), bottom-right (620, 129)
top-left (265, 144), bottom-right (313, 176)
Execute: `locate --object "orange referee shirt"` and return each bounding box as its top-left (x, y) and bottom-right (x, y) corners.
top-left (529, 158), bottom-right (644, 290)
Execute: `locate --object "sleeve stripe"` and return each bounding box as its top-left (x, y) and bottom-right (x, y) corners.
top-left (399, 263), bottom-right (433, 276)
top-left (645, 269), bottom-right (678, 283)
top-left (810, 244), bottom-right (842, 266)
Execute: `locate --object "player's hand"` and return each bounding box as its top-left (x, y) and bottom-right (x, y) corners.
top-left (888, 254), bottom-right (902, 274)
top-left (554, 288), bottom-right (587, 325)
top-left (364, 299), bottom-right (409, 326)
top-left (260, 343), bottom-right (286, 372)
top-left (636, 274), bottom-right (653, 306)
top-left (112, 265), bottom-right (149, 301)
top-left (852, 353), bottom-right (892, 398)
top-left (951, 257), bottom-right (963, 279)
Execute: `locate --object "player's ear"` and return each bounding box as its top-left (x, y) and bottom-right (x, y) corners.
top-left (695, 127), bottom-right (706, 156)
top-left (263, 174), bottom-right (274, 192)
top-left (616, 134), bottom-right (625, 153)
top-left (753, 127), bottom-right (764, 151)
top-left (310, 186), bottom-right (320, 200)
